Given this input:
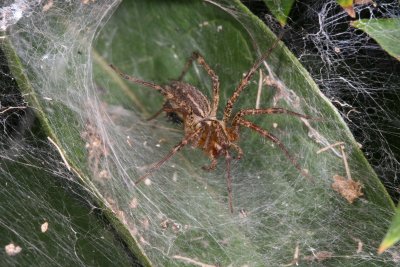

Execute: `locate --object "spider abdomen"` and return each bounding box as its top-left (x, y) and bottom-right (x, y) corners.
top-left (165, 81), bottom-right (211, 118)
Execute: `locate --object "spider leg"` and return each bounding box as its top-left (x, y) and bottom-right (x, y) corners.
top-left (232, 108), bottom-right (312, 125)
top-left (202, 157), bottom-right (218, 171)
top-left (178, 52), bottom-right (220, 115)
top-left (177, 54), bottom-right (195, 81)
top-left (135, 128), bottom-right (202, 185)
top-left (230, 143), bottom-right (243, 160)
top-left (225, 150), bottom-right (234, 213)
top-left (223, 34), bottom-right (283, 122)
top-left (146, 105), bottom-right (165, 121)
top-left (235, 118), bottom-right (309, 178)
top-left (110, 64), bottom-right (164, 92)
top-left (146, 102), bottom-right (179, 121)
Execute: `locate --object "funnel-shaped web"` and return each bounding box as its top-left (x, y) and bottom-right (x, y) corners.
top-left (0, 0), bottom-right (398, 266)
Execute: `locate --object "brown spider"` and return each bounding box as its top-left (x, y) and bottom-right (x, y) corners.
top-left (110, 42), bottom-right (311, 213)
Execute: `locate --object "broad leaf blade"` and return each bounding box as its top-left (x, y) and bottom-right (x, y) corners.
top-left (1, 1), bottom-right (151, 265)
top-left (3, 0), bottom-right (396, 266)
top-left (0, 40), bottom-right (136, 265)
top-left (337, 0), bottom-right (356, 18)
top-left (93, 0), bottom-right (395, 265)
top-left (379, 207), bottom-right (400, 253)
top-left (337, 0), bottom-right (353, 5)
top-left (0, 156), bottom-right (137, 266)
top-left (263, 0), bottom-right (295, 26)
top-left (352, 18), bottom-right (400, 61)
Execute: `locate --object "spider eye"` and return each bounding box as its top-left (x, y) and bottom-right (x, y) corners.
top-left (166, 112), bottom-right (183, 124)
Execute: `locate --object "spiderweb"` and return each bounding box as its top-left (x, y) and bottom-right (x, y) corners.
top-left (272, 0), bottom-right (400, 198)
top-left (0, 0), bottom-right (399, 266)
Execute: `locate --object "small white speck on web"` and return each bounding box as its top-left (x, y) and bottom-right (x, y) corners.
top-left (172, 171), bottom-right (178, 182)
top-left (98, 170), bottom-right (110, 179)
top-left (41, 221), bottom-right (49, 233)
top-left (141, 217), bottom-right (150, 230)
top-left (217, 25), bottom-right (223, 32)
top-left (129, 225), bottom-right (138, 236)
top-left (139, 235), bottom-right (149, 245)
top-left (199, 21), bottom-right (209, 27)
top-left (144, 178), bottom-right (152, 186)
top-left (5, 243), bottom-right (22, 256)
top-left (273, 122), bottom-right (278, 128)
top-left (126, 135), bottom-right (133, 147)
top-left (130, 197), bottom-right (138, 209)
top-left (155, 143), bottom-right (161, 148)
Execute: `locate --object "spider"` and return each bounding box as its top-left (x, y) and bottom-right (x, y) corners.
top-left (110, 41), bottom-right (311, 213)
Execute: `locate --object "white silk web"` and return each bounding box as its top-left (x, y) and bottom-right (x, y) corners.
top-left (1, 0), bottom-right (399, 266)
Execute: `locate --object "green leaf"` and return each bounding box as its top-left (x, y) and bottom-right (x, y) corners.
top-left (0, 37), bottom-right (139, 266)
top-left (336, 0), bottom-right (356, 18)
top-left (352, 17), bottom-right (400, 253)
top-left (379, 206), bottom-right (400, 254)
top-left (0, 42), bottom-right (136, 265)
top-left (0, 157), bottom-right (137, 266)
top-left (93, 0), bottom-right (395, 265)
top-left (3, 0), bottom-right (397, 266)
top-left (336, 0), bottom-right (353, 7)
top-left (352, 18), bottom-right (400, 61)
top-left (263, 0), bottom-right (295, 26)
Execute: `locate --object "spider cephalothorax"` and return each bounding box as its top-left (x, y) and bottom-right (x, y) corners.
top-left (110, 44), bottom-right (311, 213)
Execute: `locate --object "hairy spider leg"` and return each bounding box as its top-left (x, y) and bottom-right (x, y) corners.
top-left (177, 52), bottom-right (200, 81)
top-left (146, 104), bottom-right (165, 121)
top-left (202, 157), bottom-right (218, 171)
top-left (109, 64), bottom-right (164, 92)
top-left (146, 102), bottom-right (182, 123)
top-left (177, 52), bottom-right (220, 116)
top-left (230, 143), bottom-right (244, 160)
top-left (223, 35), bottom-right (282, 122)
top-left (231, 108), bottom-right (312, 178)
top-left (225, 150), bottom-right (233, 213)
top-left (232, 108), bottom-right (312, 123)
top-left (134, 128), bottom-right (202, 185)
top-left (110, 64), bottom-right (186, 123)
top-left (235, 118), bottom-right (309, 178)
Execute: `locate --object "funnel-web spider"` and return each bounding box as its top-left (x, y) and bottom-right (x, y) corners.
top-left (110, 39), bottom-right (311, 213)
